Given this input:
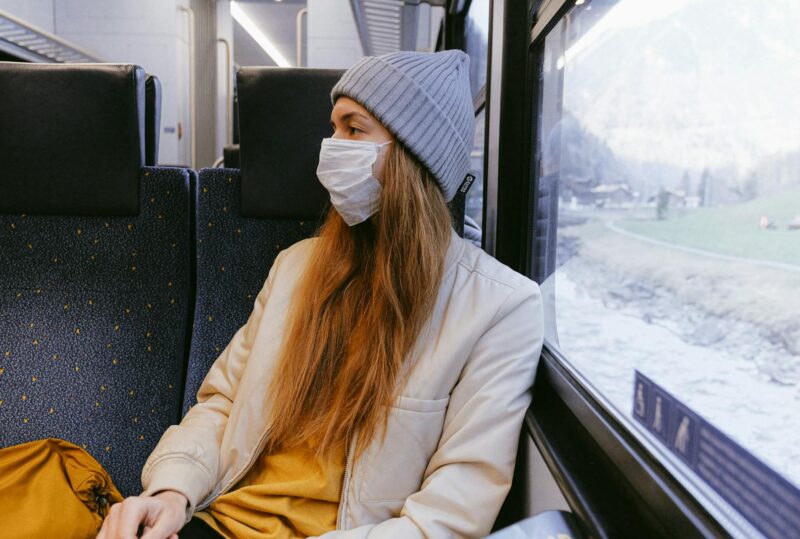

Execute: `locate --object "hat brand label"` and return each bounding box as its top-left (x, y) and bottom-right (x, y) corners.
top-left (460, 173), bottom-right (476, 194)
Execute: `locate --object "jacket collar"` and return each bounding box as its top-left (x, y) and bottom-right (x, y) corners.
top-left (443, 227), bottom-right (465, 277)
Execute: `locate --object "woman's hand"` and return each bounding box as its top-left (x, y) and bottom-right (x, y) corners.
top-left (96, 490), bottom-right (188, 539)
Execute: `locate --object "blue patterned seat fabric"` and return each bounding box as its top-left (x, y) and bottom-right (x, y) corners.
top-left (0, 167), bottom-right (192, 496)
top-left (181, 168), bottom-right (317, 414)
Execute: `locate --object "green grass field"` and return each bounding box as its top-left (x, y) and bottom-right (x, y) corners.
top-left (615, 187), bottom-right (800, 266)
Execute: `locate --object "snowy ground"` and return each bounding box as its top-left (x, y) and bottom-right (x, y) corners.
top-left (546, 230), bottom-right (800, 488)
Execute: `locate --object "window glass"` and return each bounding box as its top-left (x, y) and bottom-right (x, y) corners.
top-left (465, 0), bottom-right (489, 97)
top-left (465, 107), bottom-right (485, 242)
top-left (535, 0), bottom-right (800, 493)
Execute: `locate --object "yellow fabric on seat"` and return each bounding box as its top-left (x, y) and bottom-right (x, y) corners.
top-left (0, 438), bottom-right (123, 539)
top-left (195, 440), bottom-right (345, 539)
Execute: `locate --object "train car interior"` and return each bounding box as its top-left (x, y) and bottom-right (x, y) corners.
top-left (0, 0), bottom-right (798, 538)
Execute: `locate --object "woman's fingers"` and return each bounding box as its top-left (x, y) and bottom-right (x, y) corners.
top-left (97, 495), bottom-right (183, 539)
top-left (96, 517), bottom-right (109, 539)
top-left (139, 517), bottom-right (174, 539)
top-left (139, 499), bottom-right (183, 539)
top-left (97, 500), bottom-right (122, 539)
top-left (115, 497), bottom-right (151, 539)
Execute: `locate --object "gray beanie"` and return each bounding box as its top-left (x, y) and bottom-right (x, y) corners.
top-left (331, 50), bottom-right (474, 202)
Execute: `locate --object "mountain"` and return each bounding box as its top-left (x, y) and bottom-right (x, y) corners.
top-left (559, 0), bottom-right (800, 189)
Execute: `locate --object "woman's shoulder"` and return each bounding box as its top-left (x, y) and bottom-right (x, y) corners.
top-left (281, 236), bottom-right (318, 257)
top-left (272, 237), bottom-right (318, 268)
top-left (259, 237), bottom-right (319, 290)
top-left (450, 239), bottom-right (544, 356)
top-left (454, 237), bottom-right (540, 295)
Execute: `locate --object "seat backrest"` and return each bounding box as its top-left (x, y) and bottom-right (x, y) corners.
top-left (237, 67), bottom-right (344, 220)
top-left (181, 68), bottom-right (342, 414)
top-left (0, 62), bottom-right (144, 216)
top-left (183, 168), bottom-right (316, 416)
top-left (0, 63), bottom-right (192, 496)
top-left (223, 143), bottom-right (240, 168)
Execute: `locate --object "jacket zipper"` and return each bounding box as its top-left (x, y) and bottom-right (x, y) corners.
top-left (196, 426), bottom-right (272, 511)
top-left (336, 429), bottom-right (358, 530)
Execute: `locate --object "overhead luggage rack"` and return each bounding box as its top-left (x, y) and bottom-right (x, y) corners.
top-left (0, 9), bottom-right (102, 63)
top-left (350, 0), bottom-right (444, 55)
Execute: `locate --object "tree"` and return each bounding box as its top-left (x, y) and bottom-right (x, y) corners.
top-left (681, 169), bottom-right (692, 196)
top-left (742, 172), bottom-right (759, 201)
top-left (656, 187), bottom-right (670, 220)
top-left (697, 168), bottom-right (712, 207)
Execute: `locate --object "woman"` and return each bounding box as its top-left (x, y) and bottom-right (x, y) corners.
top-left (98, 49), bottom-right (544, 539)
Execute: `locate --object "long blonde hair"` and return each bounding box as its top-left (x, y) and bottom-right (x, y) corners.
top-left (264, 141), bottom-right (453, 458)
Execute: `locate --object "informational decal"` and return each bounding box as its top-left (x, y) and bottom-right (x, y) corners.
top-left (633, 371), bottom-right (800, 539)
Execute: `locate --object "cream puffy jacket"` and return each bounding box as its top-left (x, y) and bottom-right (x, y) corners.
top-left (140, 229), bottom-right (544, 539)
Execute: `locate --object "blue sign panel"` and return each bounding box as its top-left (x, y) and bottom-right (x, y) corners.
top-left (633, 371), bottom-right (800, 538)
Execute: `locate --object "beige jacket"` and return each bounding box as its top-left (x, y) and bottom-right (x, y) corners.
top-left (141, 229), bottom-right (544, 539)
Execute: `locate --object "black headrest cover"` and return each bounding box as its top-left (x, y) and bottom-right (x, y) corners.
top-left (145, 74), bottom-right (162, 166)
top-left (223, 144), bottom-right (240, 169)
top-left (237, 67), bottom-right (345, 220)
top-left (0, 62), bottom-right (145, 216)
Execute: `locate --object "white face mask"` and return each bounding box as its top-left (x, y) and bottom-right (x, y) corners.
top-left (316, 137), bottom-right (392, 226)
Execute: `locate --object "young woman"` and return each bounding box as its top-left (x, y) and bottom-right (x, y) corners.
top-left (97, 49), bottom-right (544, 539)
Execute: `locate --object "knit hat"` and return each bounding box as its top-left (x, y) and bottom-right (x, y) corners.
top-left (331, 50), bottom-right (474, 202)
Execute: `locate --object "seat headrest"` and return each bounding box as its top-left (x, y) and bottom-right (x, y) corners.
top-left (0, 62), bottom-right (145, 216)
top-left (145, 74), bottom-right (162, 166)
top-left (223, 144), bottom-right (240, 169)
top-left (237, 67), bottom-right (345, 220)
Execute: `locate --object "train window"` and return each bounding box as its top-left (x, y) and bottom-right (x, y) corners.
top-left (466, 106), bottom-right (485, 240)
top-left (535, 0), bottom-right (800, 506)
top-left (463, 0), bottom-right (489, 246)
top-left (465, 0), bottom-right (489, 97)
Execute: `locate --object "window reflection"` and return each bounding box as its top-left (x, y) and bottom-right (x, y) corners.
top-left (465, 0), bottom-right (489, 97)
top-left (465, 107), bottom-right (485, 245)
top-left (536, 0), bottom-right (800, 489)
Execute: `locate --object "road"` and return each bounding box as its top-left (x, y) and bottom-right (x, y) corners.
top-left (605, 221), bottom-right (800, 274)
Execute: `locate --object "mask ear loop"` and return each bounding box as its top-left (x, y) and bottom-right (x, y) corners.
top-left (373, 140), bottom-right (393, 162)
top-left (372, 140), bottom-right (393, 180)
top-left (375, 140), bottom-right (393, 163)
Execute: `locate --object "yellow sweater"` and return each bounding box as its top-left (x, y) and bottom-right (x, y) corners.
top-left (195, 440), bottom-right (345, 539)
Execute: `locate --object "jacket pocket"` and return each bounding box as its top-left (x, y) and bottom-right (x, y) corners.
top-left (357, 395), bottom-right (449, 504)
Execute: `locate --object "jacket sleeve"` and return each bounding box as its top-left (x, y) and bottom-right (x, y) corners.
top-left (139, 250), bottom-right (286, 523)
top-left (313, 281), bottom-right (545, 539)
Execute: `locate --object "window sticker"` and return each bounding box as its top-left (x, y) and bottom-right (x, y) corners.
top-left (634, 371), bottom-right (800, 538)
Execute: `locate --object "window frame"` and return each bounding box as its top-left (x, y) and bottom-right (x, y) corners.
top-left (528, 350), bottom-right (733, 538)
top-left (446, 0), bottom-right (491, 249)
top-left (502, 0), bottom-right (770, 537)
top-left (466, 100), bottom-right (487, 242)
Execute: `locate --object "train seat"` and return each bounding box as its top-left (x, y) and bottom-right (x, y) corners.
top-left (181, 67), bottom-right (342, 414)
top-left (145, 74), bottom-right (162, 166)
top-left (0, 63), bottom-right (192, 496)
top-left (223, 144), bottom-right (240, 168)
